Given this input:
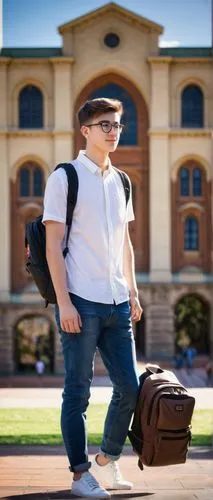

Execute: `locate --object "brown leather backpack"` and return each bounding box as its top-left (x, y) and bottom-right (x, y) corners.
top-left (128, 364), bottom-right (195, 470)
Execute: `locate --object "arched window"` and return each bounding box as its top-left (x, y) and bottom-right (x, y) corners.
top-left (180, 167), bottom-right (189, 196)
top-left (89, 83), bottom-right (137, 145)
top-left (184, 216), bottom-right (199, 250)
top-left (193, 167), bottom-right (202, 196)
top-left (20, 168), bottom-right (30, 197)
top-left (19, 85), bottom-right (43, 128)
top-left (179, 163), bottom-right (204, 197)
top-left (33, 168), bottom-right (43, 196)
top-left (181, 85), bottom-right (204, 128)
top-left (19, 163), bottom-right (44, 197)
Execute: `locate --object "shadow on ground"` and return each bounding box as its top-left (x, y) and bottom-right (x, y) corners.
top-left (2, 492), bottom-right (152, 500)
top-left (0, 445), bottom-right (212, 459)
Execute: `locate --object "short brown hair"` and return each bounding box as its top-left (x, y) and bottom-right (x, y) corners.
top-left (77, 97), bottom-right (123, 127)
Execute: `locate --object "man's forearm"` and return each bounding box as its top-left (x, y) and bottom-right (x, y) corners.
top-left (46, 245), bottom-right (71, 306)
top-left (123, 239), bottom-right (138, 298)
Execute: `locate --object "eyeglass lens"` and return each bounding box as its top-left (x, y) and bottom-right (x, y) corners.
top-left (101, 122), bottom-right (123, 133)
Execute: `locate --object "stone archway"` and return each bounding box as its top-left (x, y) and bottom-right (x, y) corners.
top-left (74, 72), bottom-right (149, 273)
top-left (174, 294), bottom-right (210, 355)
top-left (14, 314), bottom-right (54, 374)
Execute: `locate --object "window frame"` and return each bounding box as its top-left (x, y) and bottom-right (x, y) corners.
top-left (184, 215), bottom-right (199, 251)
top-left (18, 163), bottom-right (44, 199)
top-left (181, 84), bottom-right (204, 129)
top-left (179, 163), bottom-right (203, 199)
top-left (19, 84), bottom-right (44, 129)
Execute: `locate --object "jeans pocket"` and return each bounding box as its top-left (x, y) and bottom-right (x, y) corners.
top-left (118, 300), bottom-right (131, 315)
top-left (69, 293), bottom-right (98, 317)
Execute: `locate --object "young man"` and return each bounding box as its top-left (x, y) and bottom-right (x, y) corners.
top-left (42, 98), bottom-right (143, 498)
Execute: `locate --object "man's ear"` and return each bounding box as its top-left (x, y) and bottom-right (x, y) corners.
top-left (81, 125), bottom-right (89, 139)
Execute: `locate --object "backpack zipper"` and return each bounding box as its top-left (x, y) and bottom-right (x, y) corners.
top-left (158, 427), bottom-right (191, 433)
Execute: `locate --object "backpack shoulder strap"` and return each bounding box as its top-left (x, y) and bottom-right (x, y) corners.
top-left (113, 167), bottom-right (130, 206)
top-left (54, 162), bottom-right (79, 257)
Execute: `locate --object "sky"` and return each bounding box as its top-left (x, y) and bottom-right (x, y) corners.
top-left (2, 0), bottom-right (212, 48)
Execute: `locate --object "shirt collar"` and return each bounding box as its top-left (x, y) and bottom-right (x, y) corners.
top-left (77, 150), bottom-right (112, 176)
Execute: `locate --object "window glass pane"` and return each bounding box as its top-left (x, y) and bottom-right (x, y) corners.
top-left (89, 83), bottom-right (137, 145)
top-left (181, 85), bottom-right (204, 128)
top-left (33, 168), bottom-right (43, 196)
top-left (20, 168), bottom-right (30, 197)
top-left (193, 167), bottom-right (202, 196)
top-left (19, 85), bottom-right (43, 129)
top-left (184, 216), bottom-right (199, 250)
top-left (104, 33), bottom-right (120, 48)
top-left (180, 167), bottom-right (189, 196)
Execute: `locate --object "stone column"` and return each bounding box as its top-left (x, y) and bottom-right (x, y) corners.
top-left (148, 57), bottom-right (172, 281)
top-left (145, 286), bottom-right (174, 359)
top-left (0, 307), bottom-right (14, 374)
top-left (50, 57), bottom-right (75, 166)
top-left (0, 59), bottom-right (10, 301)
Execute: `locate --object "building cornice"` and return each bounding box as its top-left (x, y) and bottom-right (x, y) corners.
top-left (148, 56), bottom-right (212, 64)
top-left (148, 56), bottom-right (173, 64)
top-left (9, 58), bottom-right (51, 65)
top-left (172, 57), bottom-right (212, 64)
top-left (148, 128), bottom-right (212, 138)
top-left (49, 56), bottom-right (75, 64)
top-left (0, 128), bottom-right (75, 138)
top-left (2, 128), bottom-right (211, 139)
top-left (1, 56), bottom-right (75, 66)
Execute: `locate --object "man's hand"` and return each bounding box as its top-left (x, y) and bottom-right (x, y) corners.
top-left (129, 293), bottom-right (143, 322)
top-left (59, 302), bottom-right (82, 334)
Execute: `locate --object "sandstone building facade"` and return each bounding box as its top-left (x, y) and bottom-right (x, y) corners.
top-left (0, 2), bottom-right (212, 374)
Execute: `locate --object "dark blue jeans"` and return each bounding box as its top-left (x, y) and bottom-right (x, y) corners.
top-left (55, 293), bottom-right (139, 473)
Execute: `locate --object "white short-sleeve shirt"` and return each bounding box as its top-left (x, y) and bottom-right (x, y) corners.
top-left (42, 150), bottom-right (135, 304)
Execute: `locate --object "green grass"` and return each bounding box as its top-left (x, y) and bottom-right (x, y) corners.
top-left (0, 406), bottom-right (212, 446)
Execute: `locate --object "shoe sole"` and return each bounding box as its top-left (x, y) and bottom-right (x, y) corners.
top-left (107, 485), bottom-right (133, 490)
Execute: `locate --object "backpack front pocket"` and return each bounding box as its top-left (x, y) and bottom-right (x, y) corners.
top-left (151, 430), bottom-right (191, 466)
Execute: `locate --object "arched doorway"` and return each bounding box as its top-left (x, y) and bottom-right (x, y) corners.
top-left (174, 294), bottom-right (210, 355)
top-left (74, 73), bottom-right (149, 273)
top-left (14, 315), bottom-right (54, 374)
top-left (89, 83), bottom-right (138, 146)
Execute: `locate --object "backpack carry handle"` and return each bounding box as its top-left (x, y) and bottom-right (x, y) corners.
top-left (145, 363), bottom-right (163, 374)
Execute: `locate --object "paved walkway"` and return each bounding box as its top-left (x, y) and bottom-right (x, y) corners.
top-left (0, 369), bottom-right (212, 499)
top-left (0, 370), bottom-right (213, 410)
top-left (0, 386), bottom-right (213, 409)
top-left (0, 445), bottom-right (213, 499)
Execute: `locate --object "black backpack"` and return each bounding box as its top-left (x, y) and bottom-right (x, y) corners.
top-left (25, 163), bottom-right (130, 307)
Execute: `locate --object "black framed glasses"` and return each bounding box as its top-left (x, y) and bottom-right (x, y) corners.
top-left (85, 121), bottom-right (125, 134)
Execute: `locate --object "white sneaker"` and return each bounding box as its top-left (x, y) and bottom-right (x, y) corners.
top-left (91, 455), bottom-right (133, 490)
top-left (71, 471), bottom-right (111, 498)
